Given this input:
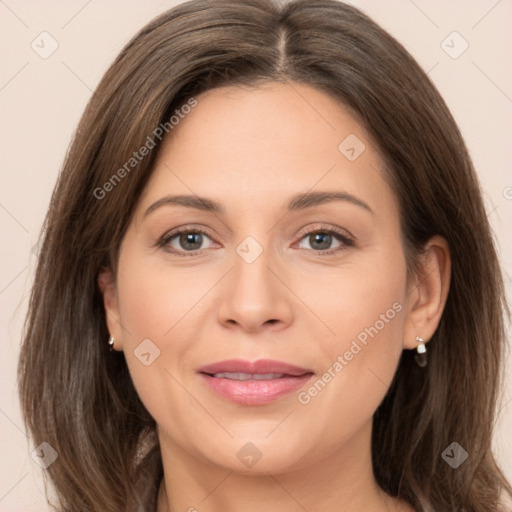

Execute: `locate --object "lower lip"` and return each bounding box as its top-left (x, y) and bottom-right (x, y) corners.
top-left (199, 373), bottom-right (314, 405)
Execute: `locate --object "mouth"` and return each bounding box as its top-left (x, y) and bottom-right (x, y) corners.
top-left (197, 359), bottom-right (315, 405)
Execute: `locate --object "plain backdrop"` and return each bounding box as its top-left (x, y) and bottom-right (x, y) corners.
top-left (1, 1), bottom-right (511, 510)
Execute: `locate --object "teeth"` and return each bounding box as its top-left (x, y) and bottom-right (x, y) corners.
top-left (213, 372), bottom-right (285, 380)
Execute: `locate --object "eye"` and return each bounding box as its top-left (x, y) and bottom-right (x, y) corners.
top-left (157, 227), bottom-right (216, 256)
top-left (157, 224), bottom-right (355, 257)
top-left (295, 226), bottom-right (355, 255)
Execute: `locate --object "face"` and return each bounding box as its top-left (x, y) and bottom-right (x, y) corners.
top-left (104, 81), bottom-right (415, 474)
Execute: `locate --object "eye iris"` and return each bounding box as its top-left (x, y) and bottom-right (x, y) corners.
top-left (180, 232), bottom-right (202, 250)
top-left (310, 232), bottom-right (332, 250)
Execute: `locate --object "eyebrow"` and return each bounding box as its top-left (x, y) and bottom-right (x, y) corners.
top-left (143, 190), bottom-right (374, 218)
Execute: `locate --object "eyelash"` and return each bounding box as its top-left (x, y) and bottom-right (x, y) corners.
top-left (156, 224), bottom-right (355, 257)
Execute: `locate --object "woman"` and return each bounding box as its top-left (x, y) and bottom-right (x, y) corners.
top-left (18, 0), bottom-right (512, 511)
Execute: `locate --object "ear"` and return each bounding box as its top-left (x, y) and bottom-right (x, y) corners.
top-left (403, 235), bottom-right (451, 350)
top-left (97, 266), bottom-right (124, 351)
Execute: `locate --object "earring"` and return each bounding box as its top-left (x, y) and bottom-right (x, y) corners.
top-left (108, 335), bottom-right (115, 351)
top-left (414, 336), bottom-right (427, 367)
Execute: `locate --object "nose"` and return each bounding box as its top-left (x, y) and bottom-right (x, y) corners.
top-left (217, 243), bottom-right (294, 333)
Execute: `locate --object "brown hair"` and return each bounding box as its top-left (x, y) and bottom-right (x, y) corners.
top-left (18, 0), bottom-right (512, 510)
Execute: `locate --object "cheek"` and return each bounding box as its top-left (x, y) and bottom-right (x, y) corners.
top-left (331, 269), bottom-right (406, 365)
top-left (114, 247), bottom-right (188, 406)
top-left (294, 241), bottom-right (406, 358)
top-left (296, 251), bottom-right (407, 437)
top-left (114, 245), bottom-right (223, 427)
top-left (116, 244), bottom-right (208, 341)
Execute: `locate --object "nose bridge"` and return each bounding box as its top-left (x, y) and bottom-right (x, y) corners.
top-left (232, 232), bottom-right (278, 301)
top-left (216, 229), bottom-right (293, 330)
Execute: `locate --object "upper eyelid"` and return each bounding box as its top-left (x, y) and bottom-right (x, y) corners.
top-left (161, 224), bottom-right (353, 240)
top-left (161, 225), bottom-right (216, 242)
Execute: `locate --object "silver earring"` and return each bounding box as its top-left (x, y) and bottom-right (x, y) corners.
top-left (108, 335), bottom-right (115, 351)
top-left (414, 336), bottom-right (427, 367)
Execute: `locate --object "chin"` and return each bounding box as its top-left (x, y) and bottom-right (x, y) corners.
top-left (196, 437), bottom-right (312, 476)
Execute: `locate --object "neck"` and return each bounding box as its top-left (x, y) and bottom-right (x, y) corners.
top-left (155, 419), bottom-right (405, 512)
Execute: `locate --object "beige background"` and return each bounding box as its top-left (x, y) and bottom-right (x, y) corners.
top-left (1, 0), bottom-right (511, 510)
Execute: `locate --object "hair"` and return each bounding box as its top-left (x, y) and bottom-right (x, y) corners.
top-left (17, 0), bottom-right (512, 511)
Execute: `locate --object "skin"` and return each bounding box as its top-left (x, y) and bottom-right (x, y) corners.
top-left (99, 81), bottom-right (450, 512)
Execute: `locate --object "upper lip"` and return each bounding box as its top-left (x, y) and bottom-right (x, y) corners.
top-left (198, 359), bottom-right (313, 376)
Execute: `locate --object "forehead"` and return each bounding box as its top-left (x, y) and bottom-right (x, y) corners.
top-left (136, 81), bottom-right (397, 222)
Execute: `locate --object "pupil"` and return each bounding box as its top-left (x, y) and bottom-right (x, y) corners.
top-left (181, 232), bottom-right (202, 250)
top-left (311, 233), bottom-right (331, 250)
